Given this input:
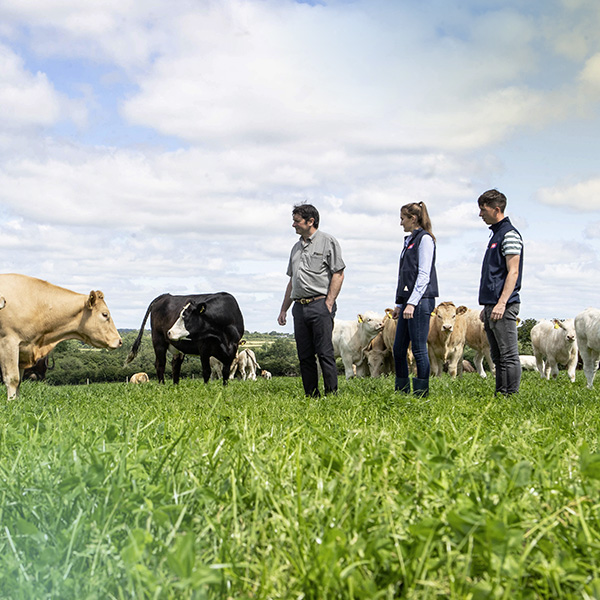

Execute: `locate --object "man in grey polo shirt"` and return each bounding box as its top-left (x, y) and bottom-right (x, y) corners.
top-left (278, 203), bottom-right (345, 397)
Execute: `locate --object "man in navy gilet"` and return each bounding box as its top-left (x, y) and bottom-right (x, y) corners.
top-left (478, 189), bottom-right (524, 395)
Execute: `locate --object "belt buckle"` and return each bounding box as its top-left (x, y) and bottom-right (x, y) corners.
top-left (299, 297), bottom-right (312, 304)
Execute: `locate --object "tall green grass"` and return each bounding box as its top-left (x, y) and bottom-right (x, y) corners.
top-left (1, 372), bottom-right (600, 599)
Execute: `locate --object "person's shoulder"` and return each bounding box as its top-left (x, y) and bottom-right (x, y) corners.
top-left (316, 230), bottom-right (340, 243)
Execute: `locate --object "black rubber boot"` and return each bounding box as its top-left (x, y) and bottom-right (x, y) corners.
top-left (395, 377), bottom-right (410, 393)
top-left (412, 377), bottom-right (429, 398)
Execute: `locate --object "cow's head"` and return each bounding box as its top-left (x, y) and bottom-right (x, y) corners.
top-left (81, 290), bottom-right (122, 349)
top-left (432, 302), bottom-right (468, 334)
top-left (364, 338), bottom-right (389, 378)
top-left (167, 300), bottom-right (208, 341)
top-left (553, 318), bottom-right (576, 344)
top-left (357, 311), bottom-right (384, 335)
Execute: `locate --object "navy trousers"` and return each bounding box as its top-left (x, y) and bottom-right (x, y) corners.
top-left (292, 299), bottom-right (338, 397)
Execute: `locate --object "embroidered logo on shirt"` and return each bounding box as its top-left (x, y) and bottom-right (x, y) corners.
top-left (490, 243), bottom-right (498, 249)
top-left (407, 243), bottom-right (415, 249)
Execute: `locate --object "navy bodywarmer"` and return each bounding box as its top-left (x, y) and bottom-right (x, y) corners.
top-left (479, 216), bottom-right (523, 305)
top-left (395, 228), bottom-right (439, 304)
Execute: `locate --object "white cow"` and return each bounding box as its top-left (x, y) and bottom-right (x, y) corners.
top-left (575, 308), bottom-right (600, 389)
top-left (332, 311), bottom-right (384, 379)
top-left (260, 369), bottom-right (272, 379)
top-left (519, 355), bottom-right (538, 371)
top-left (463, 309), bottom-right (495, 378)
top-left (230, 348), bottom-right (260, 381)
top-left (531, 319), bottom-right (578, 382)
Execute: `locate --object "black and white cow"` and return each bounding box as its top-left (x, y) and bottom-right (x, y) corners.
top-left (125, 293), bottom-right (244, 385)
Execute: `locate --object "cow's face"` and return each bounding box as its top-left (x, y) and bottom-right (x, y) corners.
top-left (554, 319), bottom-right (576, 344)
top-left (167, 301), bottom-right (208, 341)
top-left (432, 302), bottom-right (467, 334)
top-left (357, 311), bottom-right (384, 336)
top-left (81, 291), bottom-right (122, 349)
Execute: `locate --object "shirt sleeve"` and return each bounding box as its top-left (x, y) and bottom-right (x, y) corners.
top-left (501, 231), bottom-right (523, 256)
top-left (406, 235), bottom-right (434, 306)
top-left (326, 235), bottom-right (346, 273)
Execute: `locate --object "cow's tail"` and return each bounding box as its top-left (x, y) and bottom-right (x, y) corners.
top-left (124, 301), bottom-right (155, 366)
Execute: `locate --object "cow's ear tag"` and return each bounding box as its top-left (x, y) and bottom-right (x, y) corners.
top-left (357, 315), bottom-right (363, 323)
top-left (554, 322), bottom-right (560, 329)
top-left (200, 305), bottom-right (205, 313)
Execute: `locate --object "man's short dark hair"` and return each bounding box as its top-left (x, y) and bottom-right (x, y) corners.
top-left (478, 189), bottom-right (507, 212)
top-left (292, 203), bottom-right (320, 229)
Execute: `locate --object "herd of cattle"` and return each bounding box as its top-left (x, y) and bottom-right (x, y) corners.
top-left (1, 272), bottom-right (600, 400)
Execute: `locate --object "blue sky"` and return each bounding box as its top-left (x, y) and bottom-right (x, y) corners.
top-left (1, 0), bottom-right (599, 333)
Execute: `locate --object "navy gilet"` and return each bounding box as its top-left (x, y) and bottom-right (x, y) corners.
top-left (478, 216), bottom-right (523, 305)
top-left (395, 228), bottom-right (439, 304)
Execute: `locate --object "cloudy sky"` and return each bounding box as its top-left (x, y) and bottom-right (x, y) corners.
top-left (1, 0), bottom-right (600, 334)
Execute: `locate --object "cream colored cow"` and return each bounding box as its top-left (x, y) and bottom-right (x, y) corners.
top-left (130, 372), bottom-right (150, 384)
top-left (0, 274), bottom-right (122, 399)
top-left (463, 308), bottom-right (495, 378)
top-left (428, 302), bottom-right (468, 378)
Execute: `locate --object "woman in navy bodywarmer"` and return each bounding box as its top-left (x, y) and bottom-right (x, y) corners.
top-left (392, 202), bottom-right (438, 397)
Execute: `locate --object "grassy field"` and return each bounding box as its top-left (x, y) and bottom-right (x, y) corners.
top-left (1, 372), bottom-right (600, 599)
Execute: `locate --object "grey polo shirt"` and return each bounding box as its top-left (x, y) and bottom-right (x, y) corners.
top-left (286, 229), bottom-right (345, 300)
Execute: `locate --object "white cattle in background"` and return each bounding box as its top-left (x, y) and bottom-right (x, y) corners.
top-left (332, 311), bottom-right (384, 379)
top-left (463, 308), bottom-right (495, 378)
top-left (261, 369), bottom-right (272, 380)
top-left (230, 348), bottom-right (260, 380)
top-left (519, 355), bottom-right (538, 371)
top-left (575, 308), bottom-right (600, 389)
top-left (531, 319), bottom-right (578, 382)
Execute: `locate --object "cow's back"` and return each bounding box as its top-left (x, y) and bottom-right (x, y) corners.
top-left (150, 292), bottom-right (244, 340)
top-left (576, 309), bottom-right (600, 349)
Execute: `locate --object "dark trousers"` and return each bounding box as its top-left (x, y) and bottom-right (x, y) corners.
top-left (292, 299), bottom-right (338, 396)
top-left (483, 303), bottom-right (522, 395)
top-left (393, 297), bottom-right (435, 379)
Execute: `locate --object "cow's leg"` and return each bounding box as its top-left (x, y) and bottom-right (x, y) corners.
top-left (172, 353), bottom-right (184, 384)
top-left (548, 358), bottom-right (559, 380)
top-left (484, 348), bottom-right (495, 374)
top-left (473, 351), bottom-right (487, 378)
top-left (566, 351), bottom-right (577, 383)
top-left (581, 346), bottom-right (599, 389)
top-left (154, 346), bottom-right (167, 384)
top-left (0, 341), bottom-right (20, 400)
top-left (533, 349), bottom-right (545, 379)
top-left (341, 353), bottom-right (355, 379)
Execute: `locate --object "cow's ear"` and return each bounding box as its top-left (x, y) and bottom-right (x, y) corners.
top-left (457, 305), bottom-right (468, 315)
top-left (87, 291), bottom-right (98, 308)
top-left (239, 339), bottom-right (247, 346)
top-left (188, 300), bottom-right (206, 314)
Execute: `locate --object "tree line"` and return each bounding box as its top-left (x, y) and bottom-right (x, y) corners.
top-left (40, 331), bottom-right (300, 385)
top-left (25, 319), bottom-right (536, 386)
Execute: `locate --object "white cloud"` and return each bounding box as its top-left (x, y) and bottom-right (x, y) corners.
top-left (536, 178), bottom-right (600, 210)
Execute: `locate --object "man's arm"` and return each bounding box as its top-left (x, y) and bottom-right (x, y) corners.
top-left (326, 270), bottom-right (344, 312)
top-left (490, 254), bottom-right (520, 321)
top-left (278, 279), bottom-right (293, 326)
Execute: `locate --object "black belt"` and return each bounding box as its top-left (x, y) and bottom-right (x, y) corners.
top-left (295, 295), bottom-right (326, 305)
